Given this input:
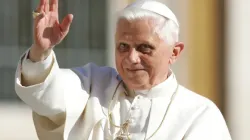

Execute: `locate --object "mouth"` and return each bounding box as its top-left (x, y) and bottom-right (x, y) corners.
top-left (126, 68), bottom-right (145, 72)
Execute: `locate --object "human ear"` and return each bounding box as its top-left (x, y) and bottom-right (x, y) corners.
top-left (169, 42), bottom-right (184, 64)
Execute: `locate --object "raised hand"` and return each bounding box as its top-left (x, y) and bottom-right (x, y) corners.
top-left (30, 0), bottom-right (73, 62)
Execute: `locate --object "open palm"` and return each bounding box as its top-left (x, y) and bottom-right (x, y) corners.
top-left (34, 0), bottom-right (73, 51)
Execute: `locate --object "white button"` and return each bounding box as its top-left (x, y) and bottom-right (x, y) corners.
top-left (131, 106), bottom-right (139, 110)
top-left (128, 118), bottom-right (135, 124)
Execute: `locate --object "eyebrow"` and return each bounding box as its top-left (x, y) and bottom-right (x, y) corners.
top-left (135, 40), bottom-right (156, 47)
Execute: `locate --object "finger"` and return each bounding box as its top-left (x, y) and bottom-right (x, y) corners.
top-left (50, 0), bottom-right (58, 12)
top-left (44, 0), bottom-right (49, 13)
top-left (59, 14), bottom-right (74, 33)
top-left (36, 0), bottom-right (45, 13)
top-left (34, 12), bottom-right (45, 23)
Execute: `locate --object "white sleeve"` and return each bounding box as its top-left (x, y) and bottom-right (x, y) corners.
top-left (15, 48), bottom-right (90, 117)
top-left (21, 48), bottom-right (53, 82)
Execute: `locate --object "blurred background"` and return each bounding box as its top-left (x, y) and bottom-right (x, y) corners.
top-left (0, 0), bottom-right (249, 139)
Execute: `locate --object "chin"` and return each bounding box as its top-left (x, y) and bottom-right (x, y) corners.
top-left (124, 77), bottom-right (147, 89)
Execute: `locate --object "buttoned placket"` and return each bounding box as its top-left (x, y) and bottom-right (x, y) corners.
top-left (120, 94), bottom-right (152, 140)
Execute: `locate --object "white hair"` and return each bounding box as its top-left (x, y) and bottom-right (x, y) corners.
top-left (116, 8), bottom-right (179, 46)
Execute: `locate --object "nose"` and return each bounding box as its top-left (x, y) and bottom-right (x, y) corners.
top-left (128, 48), bottom-right (140, 64)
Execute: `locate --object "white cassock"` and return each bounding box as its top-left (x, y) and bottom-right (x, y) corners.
top-left (15, 49), bottom-right (232, 140)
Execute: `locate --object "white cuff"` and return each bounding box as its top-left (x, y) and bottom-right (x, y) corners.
top-left (22, 49), bottom-right (53, 79)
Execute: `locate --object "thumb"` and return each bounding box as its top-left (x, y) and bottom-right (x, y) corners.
top-left (60, 14), bottom-right (74, 33)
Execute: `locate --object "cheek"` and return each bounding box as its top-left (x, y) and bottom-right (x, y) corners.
top-left (143, 53), bottom-right (168, 73)
top-left (140, 56), bottom-right (154, 72)
top-left (156, 53), bottom-right (171, 72)
top-left (115, 55), bottom-right (125, 71)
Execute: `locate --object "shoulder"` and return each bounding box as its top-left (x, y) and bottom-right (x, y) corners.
top-left (70, 63), bottom-right (121, 109)
top-left (174, 85), bottom-right (224, 121)
top-left (70, 62), bottom-right (118, 82)
top-left (176, 85), bottom-right (219, 109)
top-left (70, 62), bottom-right (120, 93)
top-left (176, 86), bottom-right (231, 139)
top-left (71, 62), bottom-right (118, 77)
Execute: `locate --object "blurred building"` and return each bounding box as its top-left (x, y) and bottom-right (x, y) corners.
top-left (0, 0), bottom-right (249, 140)
top-left (1, 0), bottom-right (107, 139)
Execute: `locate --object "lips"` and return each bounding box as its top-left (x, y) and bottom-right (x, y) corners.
top-left (126, 68), bottom-right (145, 71)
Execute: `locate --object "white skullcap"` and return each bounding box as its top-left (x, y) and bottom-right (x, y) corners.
top-left (124, 0), bottom-right (179, 27)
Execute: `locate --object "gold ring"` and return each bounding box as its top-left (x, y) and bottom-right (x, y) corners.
top-left (32, 11), bottom-right (42, 19)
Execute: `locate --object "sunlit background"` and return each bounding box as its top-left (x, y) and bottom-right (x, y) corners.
top-left (0, 0), bottom-right (249, 139)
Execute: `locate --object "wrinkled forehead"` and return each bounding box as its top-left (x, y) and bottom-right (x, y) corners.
top-left (116, 18), bottom-right (159, 36)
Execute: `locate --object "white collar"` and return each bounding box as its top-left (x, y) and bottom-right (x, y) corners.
top-left (133, 72), bottom-right (178, 98)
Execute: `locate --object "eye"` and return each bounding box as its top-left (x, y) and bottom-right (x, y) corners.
top-left (117, 43), bottom-right (130, 52)
top-left (137, 44), bottom-right (153, 53)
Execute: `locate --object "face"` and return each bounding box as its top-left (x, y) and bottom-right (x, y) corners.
top-left (115, 18), bottom-right (184, 90)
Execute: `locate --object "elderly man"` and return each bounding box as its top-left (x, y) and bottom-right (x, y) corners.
top-left (15, 0), bottom-right (231, 139)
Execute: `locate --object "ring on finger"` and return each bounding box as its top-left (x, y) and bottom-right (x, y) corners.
top-left (32, 11), bottom-right (42, 19)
